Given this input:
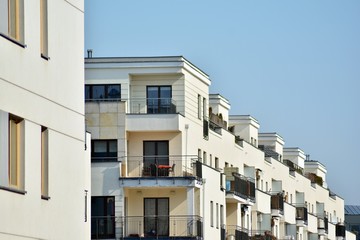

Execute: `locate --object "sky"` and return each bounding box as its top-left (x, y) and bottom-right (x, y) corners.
top-left (85, 0), bottom-right (360, 204)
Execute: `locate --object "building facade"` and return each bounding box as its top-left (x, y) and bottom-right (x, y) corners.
top-left (85, 56), bottom-right (355, 240)
top-left (345, 205), bottom-right (360, 240)
top-left (0, 0), bottom-right (90, 239)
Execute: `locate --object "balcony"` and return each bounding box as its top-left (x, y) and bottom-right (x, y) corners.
top-left (129, 98), bottom-right (177, 114)
top-left (226, 226), bottom-right (249, 240)
top-left (249, 230), bottom-right (277, 240)
top-left (270, 193), bottom-right (284, 217)
top-left (295, 204), bottom-right (308, 226)
top-left (283, 159), bottom-right (303, 175)
top-left (225, 172), bottom-right (255, 204)
top-left (317, 213), bottom-right (328, 236)
top-left (120, 156), bottom-right (203, 187)
top-left (336, 223), bottom-right (346, 238)
top-left (92, 215), bottom-right (203, 240)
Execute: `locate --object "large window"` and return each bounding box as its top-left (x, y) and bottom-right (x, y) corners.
top-left (146, 86), bottom-right (173, 114)
top-left (40, 0), bottom-right (48, 58)
top-left (144, 198), bottom-right (169, 237)
top-left (85, 84), bottom-right (121, 101)
top-left (0, 0), bottom-right (24, 45)
top-left (91, 140), bottom-right (117, 162)
top-left (143, 141), bottom-right (169, 176)
top-left (91, 196), bottom-right (115, 239)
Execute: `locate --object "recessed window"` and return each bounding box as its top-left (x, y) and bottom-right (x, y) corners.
top-left (41, 126), bottom-right (49, 198)
top-left (40, 0), bottom-right (48, 58)
top-left (0, 0), bottom-right (25, 45)
top-left (210, 201), bottom-right (214, 227)
top-left (91, 140), bottom-right (117, 162)
top-left (91, 196), bottom-right (115, 239)
top-left (85, 84), bottom-right (121, 101)
top-left (146, 86), bottom-right (173, 114)
top-left (197, 94), bottom-right (201, 119)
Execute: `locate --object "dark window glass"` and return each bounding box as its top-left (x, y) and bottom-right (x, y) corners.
top-left (146, 86), bottom-right (173, 114)
top-left (92, 196), bottom-right (115, 239)
top-left (85, 84), bottom-right (121, 101)
top-left (91, 140), bottom-right (117, 162)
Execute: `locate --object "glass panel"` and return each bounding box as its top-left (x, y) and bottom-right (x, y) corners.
top-left (157, 199), bottom-right (169, 236)
top-left (159, 86), bottom-right (171, 113)
top-left (147, 87), bottom-right (158, 114)
top-left (94, 141), bottom-right (107, 153)
top-left (85, 85), bottom-right (91, 100)
top-left (92, 85), bottom-right (105, 99)
top-left (107, 85), bottom-right (120, 99)
top-left (157, 141), bottom-right (169, 166)
top-left (144, 199), bottom-right (157, 236)
top-left (108, 140), bottom-right (117, 153)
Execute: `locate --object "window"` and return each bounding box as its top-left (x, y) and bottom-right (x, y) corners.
top-left (209, 154), bottom-right (212, 167)
top-left (9, 114), bottom-right (24, 189)
top-left (210, 201), bottom-right (214, 227)
top-left (216, 203), bottom-right (219, 229)
top-left (198, 149), bottom-right (201, 162)
top-left (220, 204), bottom-right (224, 227)
top-left (144, 198), bottom-right (169, 236)
top-left (147, 86), bottom-right (172, 113)
top-left (91, 140), bottom-right (117, 162)
top-left (85, 84), bottom-right (121, 101)
top-left (0, 0), bottom-right (24, 45)
top-left (91, 196), bottom-right (115, 239)
top-left (143, 141), bottom-right (169, 176)
top-left (215, 157), bottom-right (219, 169)
top-left (203, 97), bottom-right (207, 120)
top-left (203, 151), bottom-right (207, 165)
top-left (198, 95), bottom-right (201, 119)
top-left (40, 0), bottom-right (48, 58)
top-left (41, 126), bottom-right (49, 198)
top-left (147, 86), bottom-right (173, 114)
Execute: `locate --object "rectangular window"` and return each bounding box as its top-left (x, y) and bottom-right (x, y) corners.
top-left (41, 126), bottom-right (49, 198)
top-left (197, 94), bottom-right (201, 119)
top-left (216, 203), bottom-right (219, 229)
top-left (85, 84), bottom-right (121, 101)
top-left (143, 141), bottom-right (169, 176)
top-left (91, 196), bottom-right (115, 239)
top-left (215, 157), bottom-right (219, 169)
top-left (203, 151), bottom-right (207, 165)
top-left (40, 0), bottom-right (48, 58)
top-left (198, 149), bottom-right (201, 163)
top-left (9, 114), bottom-right (24, 189)
top-left (0, 0), bottom-right (24, 44)
top-left (203, 97), bottom-right (206, 119)
top-left (220, 204), bottom-right (224, 227)
top-left (146, 86), bottom-right (173, 114)
top-left (210, 201), bottom-right (214, 227)
top-left (91, 140), bottom-right (117, 162)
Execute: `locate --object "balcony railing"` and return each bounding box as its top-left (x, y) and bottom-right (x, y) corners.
top-left (128, 98), bottom-right (177, 114)
top-left (92, 215), bottom-right (203, 239)
top-left (294, 204), bottom-right (308, 224)
top-left (227, 225), bottom-right (249, 240)
top-left (271, 193), bottom-right (284, 214)
top-left (249, 230), bottom-right (277, 240)
top-left (226, 173), bottom-right (256, 201)
top-left (122, 215), bottom-right (202, 239)
top-left (283, 159), bottom-right (303, 175)
top-left (121, 155), bottom-right (202, 179)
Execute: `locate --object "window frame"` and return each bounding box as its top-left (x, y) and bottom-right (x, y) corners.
top-left (0, 0), bottom-right (25, 47)
top-left (91, 139), bottom-right (117, 162)
top-left (85, 84), bottom-right (121, 101)
top-left (40, 0), bottom-right (49, 59)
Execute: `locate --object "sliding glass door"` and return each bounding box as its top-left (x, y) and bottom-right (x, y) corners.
top-left (147, 86), bottom-right (172, 114)
top-left (144, 198), bottom-right (169, 236)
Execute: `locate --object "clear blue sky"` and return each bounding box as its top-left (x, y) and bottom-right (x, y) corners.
top-left (85, 0), bottom-right (360, 204)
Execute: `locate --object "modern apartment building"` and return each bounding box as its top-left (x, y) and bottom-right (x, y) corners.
top-left (85, 56), bottom-right (355, 240)
top-left (0, 0), bottom-right (90, 239)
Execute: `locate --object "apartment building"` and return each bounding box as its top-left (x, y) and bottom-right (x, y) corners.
top-left (85, 56), bottom-right (355, 240)
top-left (0, 0), bottom-right (90, 239)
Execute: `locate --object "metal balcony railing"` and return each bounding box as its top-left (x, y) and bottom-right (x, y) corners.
top-left (249, 230), bottom-right (277, 240)
top-left (122, 215), bottom-right (202, 238)
top-left (227, 225), bottom-right (249, 240)
top-left (283, 159), bottom-right (303, 175)
top-left (226, 173), bottom-right (256, 201)
top-left (128, 98), bottom-right (177, 114)
top-left (120, 155), bottom-right (202, 179)
top-left (92, 215), bottom-right (203, 239)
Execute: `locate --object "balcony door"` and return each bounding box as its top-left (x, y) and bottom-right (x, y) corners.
top-left (147, 86), bottom-right (172, 113)
top-left (143, 141), bottom-right (169, 176)
top-left (91, 196), bottom-right (115, 239)
top-left (144, 198), bottom-right (169, 236)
